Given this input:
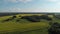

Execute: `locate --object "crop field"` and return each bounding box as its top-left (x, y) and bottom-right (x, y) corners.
top-left (0, 13), bottom-right (59, 34)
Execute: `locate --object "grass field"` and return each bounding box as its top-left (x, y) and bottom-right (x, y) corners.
top-left (0, 14), bottom-right (58, 34)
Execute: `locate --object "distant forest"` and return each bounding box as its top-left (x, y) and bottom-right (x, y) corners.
top-left (0, 12), bottom-right (60, 16)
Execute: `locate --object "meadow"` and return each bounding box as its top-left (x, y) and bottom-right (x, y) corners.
top-left (0, 14), bottom-right (58, 34)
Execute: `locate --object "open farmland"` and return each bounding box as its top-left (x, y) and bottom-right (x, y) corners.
top-left (0, 13), bottom-right (59, 34)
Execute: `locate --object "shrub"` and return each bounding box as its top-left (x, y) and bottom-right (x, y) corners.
top-left (12, 15), bottom-right (16, 19)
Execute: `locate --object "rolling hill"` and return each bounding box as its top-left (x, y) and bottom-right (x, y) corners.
top-left (0, 13), bottom-right (59, 34)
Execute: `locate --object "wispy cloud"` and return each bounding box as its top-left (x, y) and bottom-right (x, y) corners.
top-left (1, 7), bottom-right (60, 13)
top-left (18, 0), bottom-right (33, 3)
top-left (56, 2), bottom-right (60, 5)
top-left (1, 8), bottom-right (21, 12)
top-left (4, 0), bottom-right (33, 3)
top-left (46, 0), bottom-right (59, 2)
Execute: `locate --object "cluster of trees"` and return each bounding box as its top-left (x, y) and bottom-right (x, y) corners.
top-left (48, 22), bottom-right (60, 34)
top-left (21, 15), bottom-right (52, 22)
top-left (3, 15), bottom-right (16, 22)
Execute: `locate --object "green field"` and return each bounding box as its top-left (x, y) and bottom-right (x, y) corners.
top-left (0, 14), bottom-right (59, 34)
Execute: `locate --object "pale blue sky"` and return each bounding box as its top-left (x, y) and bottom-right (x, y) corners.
top-left (0, 0), bottom-right (60, 13)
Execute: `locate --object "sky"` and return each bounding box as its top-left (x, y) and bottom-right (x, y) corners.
top-left (0, 0), bottom-right (60, 13)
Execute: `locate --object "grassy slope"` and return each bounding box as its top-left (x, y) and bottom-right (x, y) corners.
top-left (0, 14), bottom-right (54, 34)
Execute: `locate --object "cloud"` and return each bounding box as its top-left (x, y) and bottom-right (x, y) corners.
top-left (1, 8), bottom-right (41, 12)
top-left (43, 8), bottom-right (60, 13)
top-left (18, 0), bottom-right (33, 3)
top-left (4, 0), bottom-right (17, 3)
top-left (1, 8), bottom-right (21, 12)
top-left (4, 0), bottom-right (33, 3)
top-left (1, 7), bottom-right (60, 13)
top-left (49, 0), bottom-right (57, 2)
top-left (46, 0), bottom-right (59, 2)
top-left (57, 2), bottom-right (60, 5)
top-left (45, 0), bottom-right (60, 6)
